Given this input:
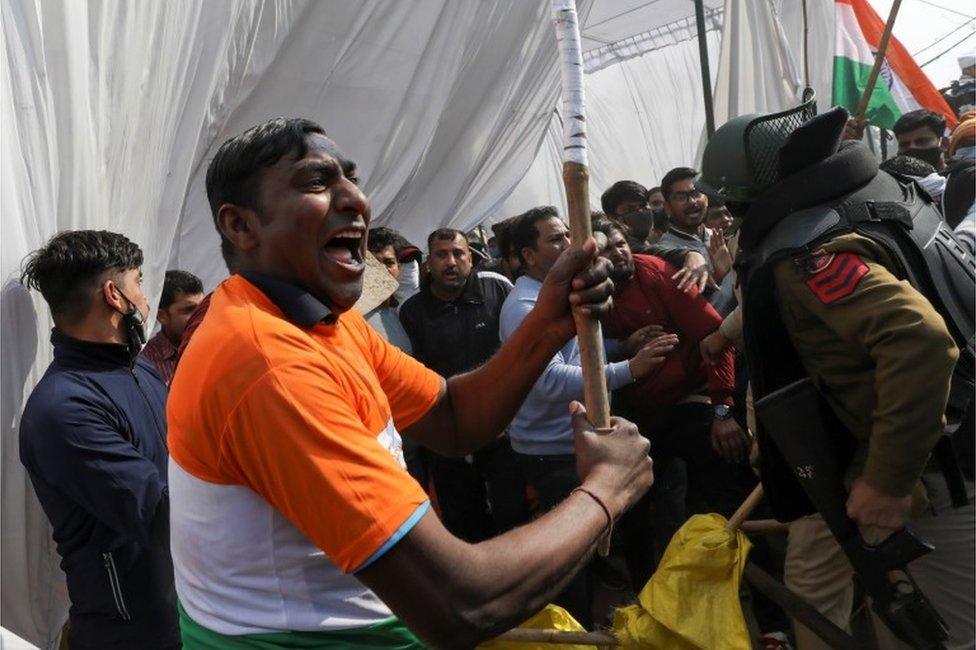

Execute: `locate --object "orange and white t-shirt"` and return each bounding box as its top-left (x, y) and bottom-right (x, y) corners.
top-left (167, 274), bottom-right (442, 637)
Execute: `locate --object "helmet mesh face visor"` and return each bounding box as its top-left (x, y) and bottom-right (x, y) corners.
top-left (744, 100), bottom-right (818, 190)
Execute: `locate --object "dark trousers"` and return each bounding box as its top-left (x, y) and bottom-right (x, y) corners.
top-left (515, 452), bottom-right (594, 629)
top-left (429, 436), bottom-right (531, 543)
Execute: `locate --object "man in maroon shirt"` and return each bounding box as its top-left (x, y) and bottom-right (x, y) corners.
top-left (594, 219), bottom-right (755, 587)
top-left (142, 270), bottom-right (204, 385)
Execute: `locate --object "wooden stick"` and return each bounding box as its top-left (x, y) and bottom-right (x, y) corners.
top-left (564, 162), bottom-right (611, 430)
top-left (740, 519), bottom-right (790, 535)
top-left (744, 563), bottom-right (860, 650)
top-left (492, 627), bottom-right (619, 645)
top-left (727, 484), bottom-right (765, 531)
top-left (492, 489), bottom-right (858, 648)
top-left (552, 0), bottom-right (612, 557)
top-left (492, 564), bottom-right (859, 649)
top-left (854, 0), bottom-right (902, 119)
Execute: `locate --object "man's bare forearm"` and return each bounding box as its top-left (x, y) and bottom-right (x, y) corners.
top-left (361, 490), bottom-right (608, 648)
top-left (405, 309), bottom-right (570, 456)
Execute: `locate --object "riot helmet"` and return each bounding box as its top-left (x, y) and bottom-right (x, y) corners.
top-left (698, 90), bottom-right (818, 204)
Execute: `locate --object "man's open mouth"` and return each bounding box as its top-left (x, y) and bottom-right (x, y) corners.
top-left (323, 228), bottom-right (365, 269)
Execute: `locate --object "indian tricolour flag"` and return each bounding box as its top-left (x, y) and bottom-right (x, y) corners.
top-left (833, 0), bottom-right (957, 130)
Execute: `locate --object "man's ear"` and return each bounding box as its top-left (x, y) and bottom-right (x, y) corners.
top-left (217, 204), bottom-right (261, 254)
top-left (941, 136), bottom-right (950, 152)
top-left (156, 307), bottom-right (169, 327)
top-left (101, 278), bottom-right (127, 314)
top-left (521, 246), bottom-right (535, 268)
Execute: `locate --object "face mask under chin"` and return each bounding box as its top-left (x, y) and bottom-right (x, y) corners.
top-left (122, 309), bottom-right (147, 356)
top-left (113, 289), bottom-right (148, 357)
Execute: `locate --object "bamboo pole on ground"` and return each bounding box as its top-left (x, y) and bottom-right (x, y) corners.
top-left (740, 519), bottom-right (790, 535)
top-left (492, 484), bottom-right (859, 647)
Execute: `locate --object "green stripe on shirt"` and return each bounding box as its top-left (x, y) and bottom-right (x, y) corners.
top-left (179, 602), bottom-right (428, 649)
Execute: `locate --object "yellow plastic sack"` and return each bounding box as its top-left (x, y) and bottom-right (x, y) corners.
top-left (611, 513), bottom-right (752, 649)
top-left (478, 604), bottom-right (595, 650)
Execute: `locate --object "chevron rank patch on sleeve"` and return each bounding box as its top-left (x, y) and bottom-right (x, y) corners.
top-left (801, 251), bottom-right (869, 304)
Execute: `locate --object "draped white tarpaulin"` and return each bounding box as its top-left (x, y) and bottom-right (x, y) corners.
top-left (2, 2), bottom-right (584, 645)
top-left (1, 1), bottom-right (829, 646)
top-left (496, 0), bottom-right (831, 220)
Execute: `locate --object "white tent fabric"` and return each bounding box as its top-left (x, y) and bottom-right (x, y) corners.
top-left (495, 26), bottom-right (722, 221)
top-left (776, 0), bottom-right (836, 110)
top-left (496, 0), bottom-right (827, 220)
top-left (711, 0), bottom-right (803, 125)
top-left (1, 1), bottom-right (828, 646)
top-left (2, 2), bottom-right (582, 645)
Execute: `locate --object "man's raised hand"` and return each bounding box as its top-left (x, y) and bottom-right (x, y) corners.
top-left (621, 323), bottom-right (665, 357)
top-left (628, 333), bottom-right (678, 379)
top-left (672, 251), bottom-right (709, 294)
top-left (534, 238), bottom-right (614, 340)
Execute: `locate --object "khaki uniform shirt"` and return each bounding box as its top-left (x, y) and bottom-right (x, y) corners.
top-left (771, 233), bottom-right (959, 498)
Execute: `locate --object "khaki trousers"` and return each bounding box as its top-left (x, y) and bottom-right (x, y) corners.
top-left (784, 475), bottom-right (975, 650)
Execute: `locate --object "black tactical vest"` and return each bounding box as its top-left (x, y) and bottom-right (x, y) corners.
top-left (740, 170), bottom-right (975, 521)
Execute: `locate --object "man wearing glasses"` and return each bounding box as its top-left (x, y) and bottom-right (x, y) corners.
top-left (656, 167), bottom-right (736, 316)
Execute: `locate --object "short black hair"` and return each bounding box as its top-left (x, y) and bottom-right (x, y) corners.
top-left (647, 186), bottom-right (662, 196)
top-left (508, 206), bottom-right (560, 264)
top-left (660, 167), bottom-right (698, 200)
top-left (601, 180), bottom-right (648, 215)
top-left (367, 227), bottom-right (401, 254)
top-left (892, 109), bottom-right (947, 139)
top-left (592, 217), bottom-right (626, 241)
top-left (205, 117), bottom-right (327, 266)
top-left (159, 270), bottom-right (203, 309)
top-left (427, 228), bottom-right (466, 251)
top-left (879, 154), bottom-right (938, 178)
top-left (20, 230), bottom-right (143, 324)
top-left (491, 217), bottom-right (519, 258)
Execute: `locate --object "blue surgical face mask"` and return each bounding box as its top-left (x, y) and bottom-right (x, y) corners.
top-left (954, 145), bottom-right (976, 161)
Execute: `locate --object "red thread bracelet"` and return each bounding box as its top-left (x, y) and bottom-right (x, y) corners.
top-left (571, 486), bottom-right (613, 546)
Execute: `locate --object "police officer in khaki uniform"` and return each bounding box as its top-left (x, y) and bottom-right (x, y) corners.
top-left (698, 102), bottom-right (975, 649)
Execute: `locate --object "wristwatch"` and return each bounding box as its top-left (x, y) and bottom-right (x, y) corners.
top-left (713, 404), bottom-right (732, 420)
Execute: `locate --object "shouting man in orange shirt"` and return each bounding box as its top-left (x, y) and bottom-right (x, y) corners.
top-left (167, 118), bottom-right (653, 649)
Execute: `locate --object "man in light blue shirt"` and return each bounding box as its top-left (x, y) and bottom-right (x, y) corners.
top-left (499, 206), bottom-right (674, 626)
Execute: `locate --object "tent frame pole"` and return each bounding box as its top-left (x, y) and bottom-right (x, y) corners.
top-left (694, 0), bottom-right (716, 138)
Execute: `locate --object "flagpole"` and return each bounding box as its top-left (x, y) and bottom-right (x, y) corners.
top-left (854, 0), bottom-right (903, 119)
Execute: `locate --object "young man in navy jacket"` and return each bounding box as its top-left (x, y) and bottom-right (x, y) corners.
top-left (19, 230), bottom-right (179, 650)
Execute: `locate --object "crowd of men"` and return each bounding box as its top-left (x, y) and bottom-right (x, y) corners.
top-left (14, 55), bottom-right (976, 650)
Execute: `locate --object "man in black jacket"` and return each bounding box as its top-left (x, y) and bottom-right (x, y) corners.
top-left (399, 228), bottom-right (530, 542)
top-left (19, 230), bottom-right (179, 650)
